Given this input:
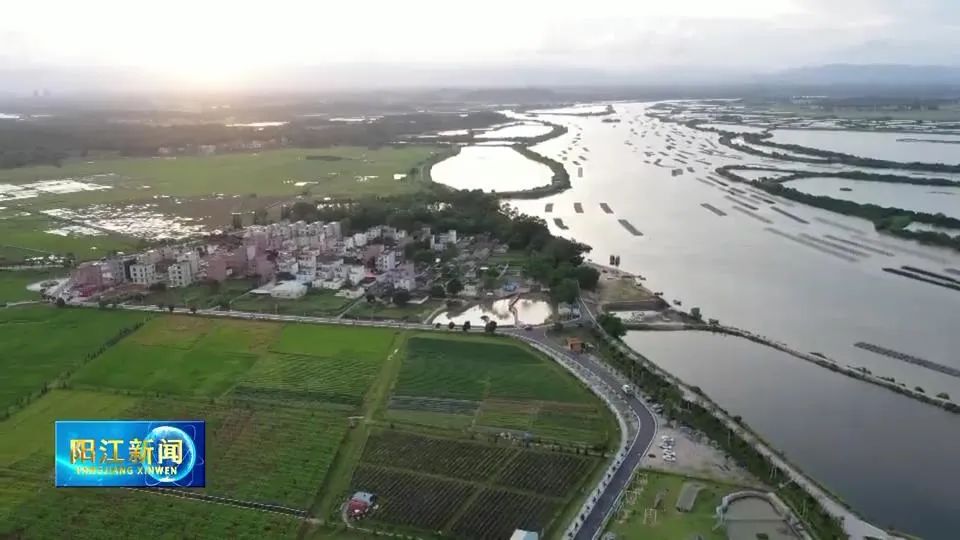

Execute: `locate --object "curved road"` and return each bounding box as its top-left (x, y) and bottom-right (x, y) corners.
top-left (512, 327), bottom-right (657, 540)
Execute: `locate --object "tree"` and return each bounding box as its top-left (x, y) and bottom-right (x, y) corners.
top-left (288, 201), bottom-right (319, 223)
top-left (597, 313), bottom-right (627, 339)
top-left (148, 282), bottom-right (166, 292)
top-left (552, 321), bottom-right (564, 333)
top-left (55, 297), bottom-right (66, 308)
top-left (97, 299), bottom-right (108, 309)
top-left (936, 392), bottom-right (951, 400)
top-left (549, 278), bottom-right (579, 305)
top-left (276, 271), bottom-right (295, 281)
top-left (448, 321), bottom-right (456, 330)
top-left (446, 278), bottom-right (463, 296)
top-left (574, 266), bottom-right (600, 290)
top-left (366, 293), bottom-right (376, 303)
top-left (167, 304), bottom-right (175, 313)
top-left (484, 320), bottom-right (498, 334)
top-left (429, 284), bottom-right (446, 298)
top-left (463, 320), bottom-right (471, 332)
top-left (392, 289), bottom-right (411, 306)
top-left (189, 305), bottom-right (197, 314)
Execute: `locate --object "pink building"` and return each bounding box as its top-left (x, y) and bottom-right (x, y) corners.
top-left (72, 263), bottom-right (104, 290)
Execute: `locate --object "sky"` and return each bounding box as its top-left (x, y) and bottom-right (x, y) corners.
top-left (1, 0), bottom-right (958, 90)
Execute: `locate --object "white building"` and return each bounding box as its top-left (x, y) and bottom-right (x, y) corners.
top-left (270, 281), bottom-right (307, 299)
top-left (129, 263), bottom-right (160, 286)
top-left (375, 251), bottom-right (397, 272)
top-left (394, 277), bottom-right (415, 291)
top-left (167, 261), bottom-right (194, 288)
top-left (352, 232), bottom-right (368, 247)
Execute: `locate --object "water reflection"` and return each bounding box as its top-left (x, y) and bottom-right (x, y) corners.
top-left (431, 297), bottom-right (553, 327)
top-left (430, 146), bottom-right (553, 192)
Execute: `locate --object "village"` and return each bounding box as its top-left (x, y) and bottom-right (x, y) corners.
top-left (53, 217), bottom-right (548, 323)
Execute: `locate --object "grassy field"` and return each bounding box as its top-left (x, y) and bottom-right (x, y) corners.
top-left (0, 212), bottom-right (138, 261)
top-left (0, 146), bottom-right (443, 260)
top-left (347, 298), bottom-right (445, 322)
top-left (0, 306), bottom-right (148, 414)
top-left (129, 279), bottom-right (257, 309)
top-left (0, 147), bottom-right (444, 207)
top-left (604, 470), bottom-right (745, 540)
top-left (231, 288), bottom-right (355, 317)
top-left (0, 312), bottom-right (614, 539)
top-left (0, 269), bottom-right (66, 303)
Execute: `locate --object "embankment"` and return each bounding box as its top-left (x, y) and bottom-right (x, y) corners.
top-left (622, 321), bottom-right (958, 414)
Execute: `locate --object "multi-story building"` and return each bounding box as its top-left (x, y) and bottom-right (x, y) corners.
top-left (167, 261), bottom-right (194, 288)
top-left (129, 263), bottom-right (160, 286)
top-left (375, 250), bottom-right (397, 272)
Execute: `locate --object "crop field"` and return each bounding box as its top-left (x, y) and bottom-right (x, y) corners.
top-left (232, 352), bottom-right (382, 407)
top-left (4, 486), bottom-right (303, 540)
top-left (498, 452), bottom-right (593, 497)
top-left (1, 314), bottom-right (613, 538)
top-left (72, 340), bottom-right (259, 396)
top-left (452, 489), bottom-right (560, 540)
top-left (475, 399), bottom-right (537, 431)
top-left (0, 306), bottom-right (147, 414)
top-left (395, 336), bottom-right (592, 403)
top-left (271, 324), bottom-right (397, 359)
top-left (360, 431), bottom-right (517, 482)
top-left (350, 465), bottom-right (475, 531)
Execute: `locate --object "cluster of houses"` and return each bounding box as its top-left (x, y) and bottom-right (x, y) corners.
top-left (65, 218), bottom-right (460, 302)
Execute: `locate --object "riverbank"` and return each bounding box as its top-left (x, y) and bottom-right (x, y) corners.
top-left (622, 321), bottom-right (958, 414)
top-left (715, 166), bottom-right (960, 253)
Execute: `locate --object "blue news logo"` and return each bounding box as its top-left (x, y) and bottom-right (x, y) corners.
top-left (55, 420), bottom-right (205, 488)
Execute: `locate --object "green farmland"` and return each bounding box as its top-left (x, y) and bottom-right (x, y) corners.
top-left (0, 146), bottom-right (444, 261)
top-left (0, 308), bottom-right (614, 538)
top-left (0, 147), bottom-right (444, 207)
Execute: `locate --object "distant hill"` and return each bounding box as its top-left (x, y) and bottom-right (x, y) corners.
top-left (765, 64), bottom-right (960, 86)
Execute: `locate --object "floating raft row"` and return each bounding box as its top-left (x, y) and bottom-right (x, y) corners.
top-left (799, 234), bottom-right (871, 258)
top-left (700, 203), bottom-right (727, 217)
top-left (765, 227), bottom-right (858, 263)
top-left (882, 268), bottom-right (960, 293)
top-left (724, 195), bottom-right (759, 211)
top-left (553, 218), bottom-right (569, 230)
top-left (770, 207), bottom-right (810, 224)
top-left (618, 219), bottom-right (643, 236)
top-left (852, 234), bottom-right (950, 265)
top-left (823, 235), bottom-right (894, 256)
top-left (748, 193), bottom-right (776, 205)
top-left (902, 265), bottom-right (960, 285)
top-left (545, 203), bottom-right (553, 213)
top-left (855, 342), bottom-right (960, 379)
top-left (573, 203), bottom-right (584, 214)
top-left (731, 206), bottom-right (772, 224)
top-left (599, 202), bottom-right (614, 214)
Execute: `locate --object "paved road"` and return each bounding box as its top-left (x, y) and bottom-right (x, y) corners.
top-left (511, 327), bottom-right (657, 540)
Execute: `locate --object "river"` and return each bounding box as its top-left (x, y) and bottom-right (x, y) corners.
top-left (432, 101), bottom-right (960, 538)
